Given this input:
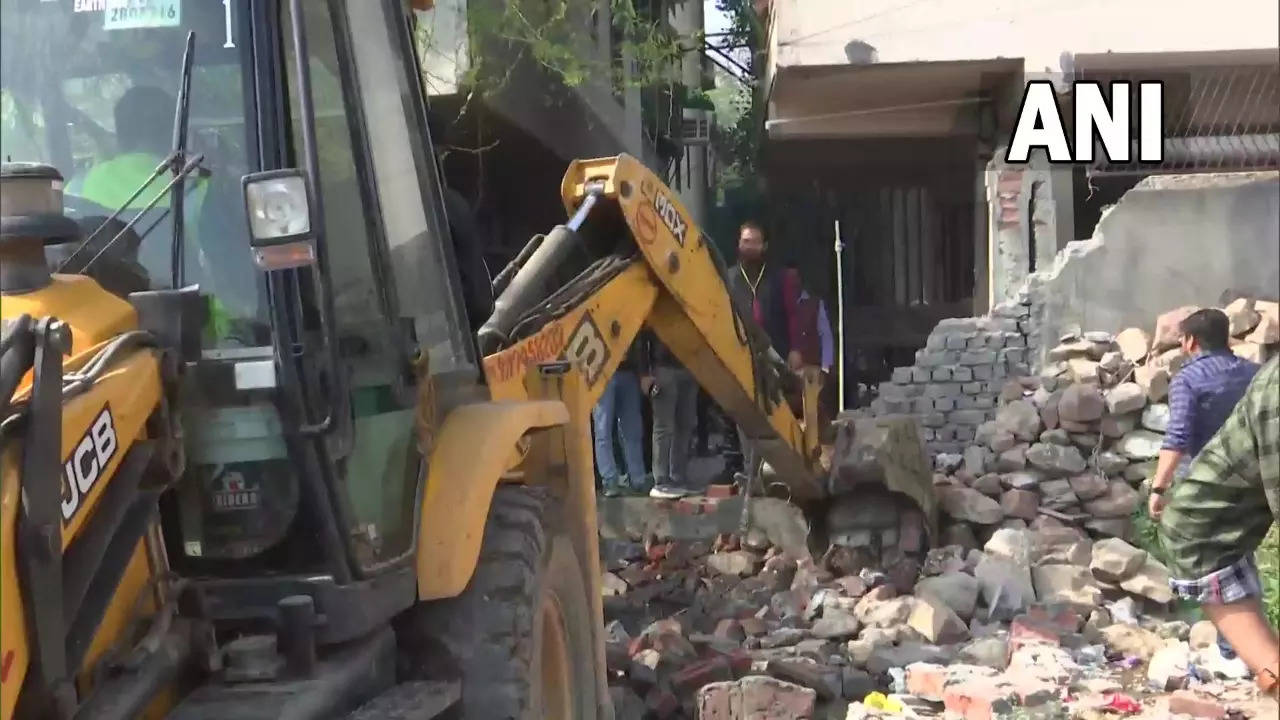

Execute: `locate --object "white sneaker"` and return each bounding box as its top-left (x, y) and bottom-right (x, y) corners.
top-left (650, 483), bottom-right (692, 499)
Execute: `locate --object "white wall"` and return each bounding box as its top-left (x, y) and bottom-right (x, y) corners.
top-left (771, 0), bottom-right (1280, 72)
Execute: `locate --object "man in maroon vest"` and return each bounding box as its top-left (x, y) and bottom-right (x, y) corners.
top-left (720, 221), bottom-right (804, 482)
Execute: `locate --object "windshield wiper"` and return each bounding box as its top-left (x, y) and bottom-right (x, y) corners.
top-left (169, 30), bottom-right (196, 290)
top-left (57, 32), bottom-right (206, 281)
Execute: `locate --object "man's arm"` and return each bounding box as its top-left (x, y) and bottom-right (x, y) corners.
top-left (1149, 375), bottom-right (1193, 517)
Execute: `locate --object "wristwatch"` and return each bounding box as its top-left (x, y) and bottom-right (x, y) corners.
top-left (1149, 485), bottom-right (1167, 495)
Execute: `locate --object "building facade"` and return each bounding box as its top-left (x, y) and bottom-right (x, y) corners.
top-left (755, 0), bottom-right (1280, 402)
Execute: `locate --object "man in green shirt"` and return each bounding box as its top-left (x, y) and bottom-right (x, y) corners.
top-left (68, 85), bottom-right (232, 339)
top-left (1160, 356), bottom-right (1279, 698)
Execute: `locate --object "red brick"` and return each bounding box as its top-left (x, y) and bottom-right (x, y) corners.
top-left (646, 543), bottom-right (670, 562)
top-left (1008, 614), bottom-right (1061, 658)
top-left (942, 679), bottom-right (1018, 720)
top-left (905, 663), bottom-right (947, 701)
top-left (1025, 604), bottom-right (1082, 633)
top-left (671, 656), bottom-right (733, 693)
top-left (726, 650), bottom-right (752, 676)
top-left (706, 483), bottom-right (736, 498)
top-left (1168, 690), bottom-right (1226, 719)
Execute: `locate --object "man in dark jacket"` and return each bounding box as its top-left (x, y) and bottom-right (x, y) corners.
top-left (719, 220), bottom-right (804, 482)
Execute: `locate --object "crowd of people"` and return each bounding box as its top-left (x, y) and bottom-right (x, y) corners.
top-left (592, 220), bottom-right (835, 499)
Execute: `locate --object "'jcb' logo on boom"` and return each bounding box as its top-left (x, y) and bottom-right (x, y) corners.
top-left (561, 312), bottom-right (610, 387)
top-left (653, 192), bottom-right (687, 246)
top-left (61, 405), bottom-right (119, 524)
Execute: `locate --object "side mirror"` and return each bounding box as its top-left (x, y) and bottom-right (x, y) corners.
top-left (241, 168), bottom-right (317, 270)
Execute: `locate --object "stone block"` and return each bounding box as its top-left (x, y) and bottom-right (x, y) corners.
top-left (972, 365), bottom-right (993, 381)
top-left (951, 366), bottom-right (974, 382)
top-left (911, 366), bottom-right (932, 383)
top-left (1153, 306), bottom-right (1201, 351)
top-left (932, 366), bottom-right (954, 382)
top-left (1090, 538), bottom-right (1147, 582)
top-left (697, 676), bottom-right (817, 720)
top-left (951, 409), bottom-right (988, 426)
top-left (925, 383), bottom-right (963, 399)
top-left (1001, 489), bottom-right (1039, 521)
top-left (960, 350), bottom-right (998, 366)
top-left (921, 413), bottom-right (946, 428)
top-left (934, 397), bottom-right (956, 412)
top-left (1058, 384), bottom-right (1105, 423)
top-left (999, 348), bottom-right (1026, 366)
top-left (1246, 311), bottom-right (1279, 344)
top-left (917, 351), bottom-right (950, 367)
top-left (967, 335), bottom-right (989, 349)
top-left (882, 399), bottom-right (910, 414)
top-left (954, 425), bottom-right (975, 442)
top-left (985, 333), bottom-right (1007, 350)
top-left (1033, 564), bottom-right (1102, 609)
top-left (913, 397), bottom-right (935, 414)
top-left (1134, 363), bottom-right (1171, 402)
top-left (947, 334), bottom-right (973, 350)
top-left (962, 382), bottom-right (984, 395)
top-left (891, 366), bottom-right (913, 385)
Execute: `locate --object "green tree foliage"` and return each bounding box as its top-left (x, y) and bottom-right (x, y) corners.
top-left (707, 0), bottom-right (764, 192)
top-left (415, 0), bottom-right (686, 116)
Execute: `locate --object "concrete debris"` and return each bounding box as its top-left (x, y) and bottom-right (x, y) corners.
top-left (601, 290), bottom-right (1280, 716)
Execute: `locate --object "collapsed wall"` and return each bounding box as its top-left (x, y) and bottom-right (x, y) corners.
top-left (865, 171), bottom-right (1280, 458)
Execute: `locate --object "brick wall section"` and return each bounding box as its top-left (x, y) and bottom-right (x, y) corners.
top-left (868, 298), bottom-right (1035, 456)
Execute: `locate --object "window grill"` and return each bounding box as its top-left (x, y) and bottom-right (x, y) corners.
top-left (1076, 63), bottom-right (1280, 175)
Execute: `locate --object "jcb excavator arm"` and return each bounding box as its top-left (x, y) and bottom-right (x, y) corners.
top-left (479, 153), bottom-right (826, 502)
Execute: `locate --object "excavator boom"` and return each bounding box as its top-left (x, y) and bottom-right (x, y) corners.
top-left (482, 154), bottom-right (825, 502)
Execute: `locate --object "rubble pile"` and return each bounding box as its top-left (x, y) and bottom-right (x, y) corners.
top-left (932, 297), bottom-right (1280, 546)
top-left (599, 528), bottom-right (1266, 719)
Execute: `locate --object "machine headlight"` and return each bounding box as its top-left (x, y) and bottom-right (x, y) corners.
top-left (242, 170), bottom-right (312, 244)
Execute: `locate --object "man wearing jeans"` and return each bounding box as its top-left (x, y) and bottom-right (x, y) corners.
top-left (640, 333), bottom-right (699, 499)
top-left (1160, 356), bottom-right (1278, 698)
top-left (592, 341), bottom-right (648, 497)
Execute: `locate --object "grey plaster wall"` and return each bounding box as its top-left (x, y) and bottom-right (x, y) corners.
top-left (1026, 172), bottom-right (1280, 367)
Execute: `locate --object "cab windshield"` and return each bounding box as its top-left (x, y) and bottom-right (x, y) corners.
top-left (0, 0), bottom-right (263, 346)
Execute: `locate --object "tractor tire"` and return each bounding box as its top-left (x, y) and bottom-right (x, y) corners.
top-left (403, 486), bottom-right (600, 719)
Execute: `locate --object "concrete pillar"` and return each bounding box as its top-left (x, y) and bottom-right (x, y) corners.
top-left (668, 0), bottom-right (708, 226)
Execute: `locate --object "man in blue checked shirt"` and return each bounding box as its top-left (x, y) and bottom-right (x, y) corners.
top-left (1147, 308), bottom-right (1261, 521)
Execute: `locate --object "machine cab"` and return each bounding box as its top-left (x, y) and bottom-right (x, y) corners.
top-left (1, 0), bottom-right (478, 636)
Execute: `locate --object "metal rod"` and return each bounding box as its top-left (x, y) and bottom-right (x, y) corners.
top-left (833, 220), bottom-right (846, 412)
top-left (566, 191), bottom-right (600, 233)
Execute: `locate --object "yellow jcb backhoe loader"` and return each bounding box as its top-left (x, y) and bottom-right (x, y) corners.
top-left (0, 1), bottom-right (826, 718)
